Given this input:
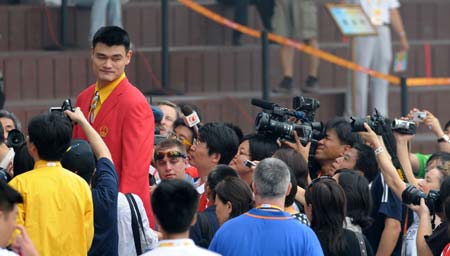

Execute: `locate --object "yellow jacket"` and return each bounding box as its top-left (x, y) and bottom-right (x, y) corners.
top-left (9, 160), bottom-right (94, 256)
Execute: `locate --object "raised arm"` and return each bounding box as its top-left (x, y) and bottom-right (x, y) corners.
top-left (358, 123), bottom-right (406, 199)
top-left (65, 108), bottom-right (112, 161)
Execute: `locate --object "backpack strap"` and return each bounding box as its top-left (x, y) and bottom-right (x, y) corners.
top-left (128, 193), bottom-right (149, 244)
top-left (125, 193), bottom-right (142, 255)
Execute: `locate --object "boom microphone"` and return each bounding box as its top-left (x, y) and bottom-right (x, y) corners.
top-left (251, 98), bottom-right (277, 110)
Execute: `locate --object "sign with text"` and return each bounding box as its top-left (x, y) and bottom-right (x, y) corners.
top-left (325, 3), bottom-right (377, 37)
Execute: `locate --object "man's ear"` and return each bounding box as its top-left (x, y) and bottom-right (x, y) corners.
top-left (210, 152), bottom-right (221, 165)
top-left (285, 182), bottom-right (292, 196)
top-left (125, 50), bottom-right (133, 65)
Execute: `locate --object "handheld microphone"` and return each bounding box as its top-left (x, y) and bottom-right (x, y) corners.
top-left (180, 105), bottom-right (201, 128)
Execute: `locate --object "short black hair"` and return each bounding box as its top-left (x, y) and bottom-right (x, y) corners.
top-left (28, 112), bottom-right (72, 161)
top-left (325, 116), bottom-right (361, 146)
top-left (92, 26), bottom-right (130, 52)
top-left (151, 180), bottom-right (199, 234)
top-left (353, 143), bottom-right (379, 182)
top-left (207, 164), bottom-right (239, 199)
top-left (199, 122), bottom-right (239, 165)
top-left (0, 181), bottom-right (23, 212)
top-left (242, 133), bottom-right (278, 161)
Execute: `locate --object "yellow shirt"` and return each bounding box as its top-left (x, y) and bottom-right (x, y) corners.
top-left (9, 160), bottom-right (94, 256)
top-left (94, 72), bottom-right (126, 116)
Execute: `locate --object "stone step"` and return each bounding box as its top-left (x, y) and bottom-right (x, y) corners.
top-left (1, 0), bottom-right (450, 50)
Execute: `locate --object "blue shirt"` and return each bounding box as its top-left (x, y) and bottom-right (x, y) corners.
top-left (209, 208), bottom-right (323, 256)
top-left (364, 173), bottom-right (402, 255)
top-left (89, 158), bottom-right (119, 256)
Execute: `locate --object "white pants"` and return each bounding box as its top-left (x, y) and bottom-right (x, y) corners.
top-left (70, 0), bottom-right (123, 40)
top-left (347, 26), bottom-right (392, 117)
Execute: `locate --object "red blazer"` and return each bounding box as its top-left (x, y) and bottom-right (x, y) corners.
top-left (73, 77), bottom-right (155, 227)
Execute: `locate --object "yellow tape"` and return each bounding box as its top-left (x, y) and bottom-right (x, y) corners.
top-left (178, 0), bottom-right (450, 87)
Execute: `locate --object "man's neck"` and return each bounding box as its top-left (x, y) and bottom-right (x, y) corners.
top-left (161, 231), bottom-right (189, 241)
top-left (318, 161), bottom-right (334, 176)
top-left (255, 196), bottom-right (285, 209)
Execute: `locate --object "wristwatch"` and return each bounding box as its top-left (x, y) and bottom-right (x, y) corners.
top-left (437, 134), bottom-right (450, 143)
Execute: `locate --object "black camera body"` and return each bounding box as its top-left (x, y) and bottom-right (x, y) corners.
top-left (350, 109), bottom-right (386, 135)
top-left (402, 184), bottom-right (441, 215)
top-left (252, 98), bottom-right (322, 145)
top-left (7, 129), bottom-right (25, 149)
top-left (391, 119), bottom-right (417, 135)
top-left (49, 99), bottom-right (74, 113)
top-left (255, 112), bottom-right (313, 145)
top-left (293, 96), bottom-right (320, 122)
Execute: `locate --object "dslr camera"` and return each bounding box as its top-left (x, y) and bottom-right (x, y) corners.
top-left (402, 184), bottom-right (441, 215)
top-left (252, 97), bottom-right (322, 145)
top-left (7, 129), bottom-right (25, 149)
top-left (350, 109), bottom-right (386, 135)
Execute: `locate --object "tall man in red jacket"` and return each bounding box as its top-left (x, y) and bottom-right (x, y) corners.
top-left (73, 26), bottom-right (155, 227)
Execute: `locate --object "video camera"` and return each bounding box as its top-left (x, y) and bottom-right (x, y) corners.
top-left (251, 97), bottom-right (323, 145)
top-left (49, 99), bottom-right (74, 113)
top-left (350, 109), bottom-right (416, 135)
top-left (7, 129), bottom-right (25, 149)
top-left (402, 184), bottom-right (441, 216)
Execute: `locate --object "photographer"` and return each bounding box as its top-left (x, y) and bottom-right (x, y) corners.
top-left (406, 109), bottom-right (450, 177)
top-left (0, 123), bottom-right (13, 181)
top-left (359, 123), bottom-right (449, 256)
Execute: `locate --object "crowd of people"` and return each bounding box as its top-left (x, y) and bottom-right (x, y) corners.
top-left (0, 1), bottom-right (446, 255)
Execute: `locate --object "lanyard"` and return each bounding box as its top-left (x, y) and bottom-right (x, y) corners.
top-left (256, 204), bottom-right (284, 212)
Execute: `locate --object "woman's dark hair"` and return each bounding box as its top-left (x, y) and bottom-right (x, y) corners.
top-left (337, 169), bottom-right (373, 230)
top-left (215, 177), bottom-right (254, 220)
top-left (242, 133), bottom-right (278, 162)
top-left (305, 177), bottom-right (347, 254)
top-left (207, 165), bottom-right (239, 200)
top-left (273, 148), bottom-right (309, 189)
top-left (284, 172), bottom-right (298, 207)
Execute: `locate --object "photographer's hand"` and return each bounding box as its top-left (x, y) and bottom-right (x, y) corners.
top-left (357, 123), bottom-right (381, 149)
top-left (423, 110), bottom-right (445, 138)
top-left (280, 131), bottom-right (311, 162)
top-left (64, 107), bottom-right (88, 126)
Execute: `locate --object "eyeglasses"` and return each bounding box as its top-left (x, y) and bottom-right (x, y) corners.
top-left (169, 132), bottom-right (193, 147)
top-left (154, 151), bottom-right (186, 161)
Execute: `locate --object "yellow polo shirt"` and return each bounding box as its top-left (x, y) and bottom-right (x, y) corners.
top-left (9, 160), bottom-right (94, 256)
top-left (93, 72), bottom-right (126, 116)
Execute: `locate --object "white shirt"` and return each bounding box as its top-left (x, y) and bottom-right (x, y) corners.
top-left (0, 248), bottom-right (18, 256)
top-left (141, 239), bottom-right (221, 256)
top-left (117, 193), bottom-right (159, 256)
top-left (346, 0), bottom-right (400, 24)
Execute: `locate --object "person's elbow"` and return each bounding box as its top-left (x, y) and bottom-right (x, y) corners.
top-left (385, 217), bottom-right (401, 235)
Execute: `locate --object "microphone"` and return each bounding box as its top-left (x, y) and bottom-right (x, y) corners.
top-left (180, 105), bottom-right (201, 128)
top-left (251, 98), bottom-right (277, 110)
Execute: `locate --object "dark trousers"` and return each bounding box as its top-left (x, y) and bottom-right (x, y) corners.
top-left (217, 0), bottom-right (274, 42)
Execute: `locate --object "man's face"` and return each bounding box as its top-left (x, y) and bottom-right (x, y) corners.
top-left (0, 117), bottom-right (15, 141)
top-left (158, 105), bottom-right (177, 136)
top-left (315, 129), bottom-right (348, 164)
top-left (0, 205), bottom-right (18, 248)
top-left (418, 168), bottom-right (442, 194)
top-left (154, 146), bottom-right (187, 180)
top-left (330, 148), bottom-right (358, 174)
top-left (189, 139), bottom-right (217, 177)
top-left (91, 43), bottom-right (131, 87)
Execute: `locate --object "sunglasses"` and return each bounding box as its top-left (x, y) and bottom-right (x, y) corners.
top-left (154, 151), bottom-right (186, 161)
